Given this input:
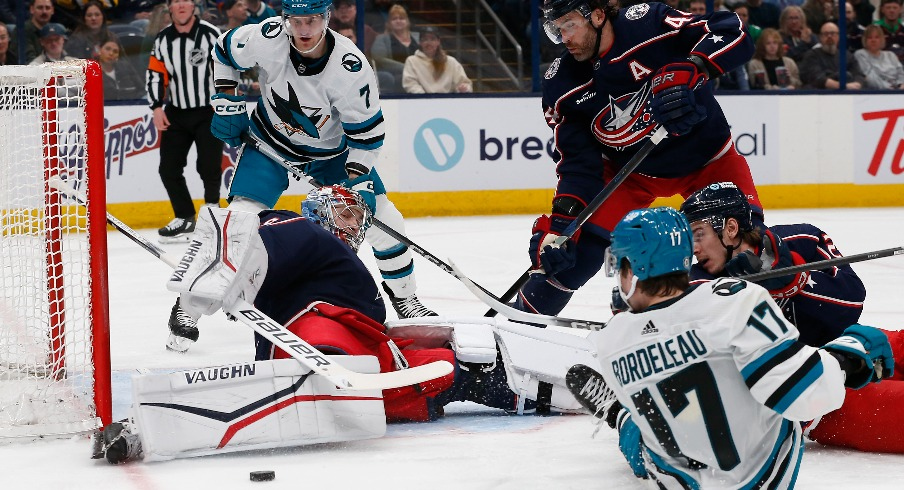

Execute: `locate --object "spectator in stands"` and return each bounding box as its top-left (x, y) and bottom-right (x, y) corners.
top-left (780, 6), bottom-right (819, 62)
top-left (733, 4), bottom-right (762, 46)
top-left (402, 26), bottom-right (472, 94)
top-left (372, 4), bottom-right (420, 93)
top-left (364, 0), bottom-right (393, 33)
top-left (800, 21), bottom-right (865, 88)
top-left (875, 0), bottom-right (904, 63)
top-left (16, 0), bottom-right (57, 64)
top-left (748, 27), bottom-right (802, 88)
top-left (67, 1), bottom-right (115, 59)
top-left (747, 0), bottom-right (781, 29)
top-left (53, 0), bottom-right (116, 30)
top-left (802, 0), bottom-right (837, 34)
top-left (111, 0), bottom-right (166, 24)
top-left (688, 0), bottom-right (707, 15)
top-left (329, 0), bottom-right (377, 56)
top-left (29, 22), bottom-right (78, 64)
top-left (850, 0), bottom-right (876, 27)
top-left (137, 2), bottom-right (170, 73)
top-left (0, 23), bottom-right (16, 65)
top-left (244, 0), bottom-right (276, 24)
top-left (855, 23), bottom-right (904, 88)
top-left (217, 0), bottom-right (248, 30)
top-left (97, 35), bottom-right (146, 99)
top-left (0, 0), bottom-right (16, 24)
top-left (846, 1), bottom-right (866, 51)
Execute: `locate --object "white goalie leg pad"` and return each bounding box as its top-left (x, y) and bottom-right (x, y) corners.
top-left (131, 356), bottom-right (386, 461)
top-left (166, 207), bottom-right (268, 316)
top-left (494, 320), bottom-right (600, 412)
top-left (386, 316), bottom-right (499, 365)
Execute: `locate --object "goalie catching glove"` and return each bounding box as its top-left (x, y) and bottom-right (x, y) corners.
top-left (166, 207), bottom-right (268, 319)
top-left (210, 92), bottom-right (248, 147)
top-left (822, 324), bottom-right (894, 389)
top-left (724, 229), bottom-right (809, 299)
top-left (650, 59), bottom-right (708, 136)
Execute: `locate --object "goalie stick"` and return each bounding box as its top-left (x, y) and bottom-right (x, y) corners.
top-left (487, 126), bottom-right (669, 316)
top-left (47, 176), bottom-right (453, 391)
top-left (740, 246), bottom-right (904, 283)
top-left (447, 259), bottom-right (606, 331)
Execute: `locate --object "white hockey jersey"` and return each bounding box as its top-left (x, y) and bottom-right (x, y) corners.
top-left (213, 20), bottom-right (384, 170)
top-left (592, 278), bottom-right (847, 489)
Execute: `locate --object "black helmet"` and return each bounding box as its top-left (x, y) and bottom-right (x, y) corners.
top-left (679, 182), bottom-right (753, 234)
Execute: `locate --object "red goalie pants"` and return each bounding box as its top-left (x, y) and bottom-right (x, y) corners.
top-left (267, 302), bottom-right (456, 423)
top-left (807, 328), bottom-right (904, 453)
top-left (591, 142), bottom-right (762, 233)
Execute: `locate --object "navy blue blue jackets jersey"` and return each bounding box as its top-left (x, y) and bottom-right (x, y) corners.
top-left (253, 210), bottom-right (386, 326)
top-left (542, 3), bottom-right (753, 203)
top-left (691, 223), bottom-right (865, 347)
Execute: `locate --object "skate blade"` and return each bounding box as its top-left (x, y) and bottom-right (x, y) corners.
top-left (166, 334), bottom-right (195, 353)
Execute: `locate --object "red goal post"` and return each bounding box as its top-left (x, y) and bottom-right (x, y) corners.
top-left (0, 59), bottom-right (111, 439)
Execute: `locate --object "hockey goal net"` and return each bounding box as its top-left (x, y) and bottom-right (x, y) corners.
top-left (0, 60), bottom-right (111, 440)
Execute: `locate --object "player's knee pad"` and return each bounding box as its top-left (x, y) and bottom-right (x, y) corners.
top-left (131, 357), bottom-right (386, 461)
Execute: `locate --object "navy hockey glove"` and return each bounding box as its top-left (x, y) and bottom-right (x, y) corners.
top-left (822, 324), bottom-right (894, 389)
top-left (210, 93), bottom-right (249, 147)
top-left (341, 173), bottom-right (376, 214)
top-left (529, 214), bottom-right (580, 277)
top-left (724, 230), bottom-right (809, 298)
top-left (610, 286), bottom-right (630, 315)
top-left (650, 61), bottom-right (708, 136)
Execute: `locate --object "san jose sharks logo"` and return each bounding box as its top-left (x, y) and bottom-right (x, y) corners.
top-left (270, 83), bottom-right (330, 138)
top-left (592, 82), bottom-right (657, 149)
top-left (341, 53), bottom-right (363, 72)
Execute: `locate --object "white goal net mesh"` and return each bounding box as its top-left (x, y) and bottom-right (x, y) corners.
top-left (0, 61), bottom-right (105, 439)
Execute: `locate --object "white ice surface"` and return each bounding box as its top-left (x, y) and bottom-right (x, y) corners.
top-left (2, 208), bottom-right (904, 489)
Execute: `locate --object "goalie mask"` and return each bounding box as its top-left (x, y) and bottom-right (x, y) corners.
top-left (301, 185), bottom-right (372, 251)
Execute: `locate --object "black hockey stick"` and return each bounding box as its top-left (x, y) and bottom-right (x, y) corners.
top-left (486, 126), bottom-right (669, 316)
top-left (740, 246), bottom-right (904, 283)
top-left (241, 132), bottom-right (506, 301)
top-left (47, 176), bottom-right (453, 391)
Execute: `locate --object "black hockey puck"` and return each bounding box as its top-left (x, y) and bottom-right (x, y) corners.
top-left (250, 470), bottom-right (275, 482)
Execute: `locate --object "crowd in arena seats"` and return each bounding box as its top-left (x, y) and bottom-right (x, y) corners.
top-left (3, 0), bottom-right (904, 95)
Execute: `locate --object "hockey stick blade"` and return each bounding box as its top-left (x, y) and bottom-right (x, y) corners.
top-left (740, 246), bottom-right (904, 283)
top-left (47, 176), bottom-right (453, 391)
top-left (486, 126), bottom-right (669, 316)
top-left (447, 260), bottom-right (606, 331)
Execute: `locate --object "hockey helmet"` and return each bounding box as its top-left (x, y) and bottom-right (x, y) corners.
top-left (679, 182), bottom-right (753, 234)
top-left (542, 0), bottom-right (594, 43)
top-left (610, 207), bottom-right (692, 281)
top-left (301, 185), bottom-right (372, 251)
top-left (283, 0), bottom-right (332, 16)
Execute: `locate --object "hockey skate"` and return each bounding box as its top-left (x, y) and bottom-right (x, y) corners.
top-left (100, 420), bottom-right (143, 464)
top-left (158, 217), bottom-right (195, 244)
top-left (565, 364), bottom-right (618, 419)
top-left (381, 281), bottom-right (438, 318)
top-left (166, 298), bottom-right (199, 352)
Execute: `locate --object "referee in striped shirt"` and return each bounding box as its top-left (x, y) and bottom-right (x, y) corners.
top-left (147, 0), bottom-right (224, 242)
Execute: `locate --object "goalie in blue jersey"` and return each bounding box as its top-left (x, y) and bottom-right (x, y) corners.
top-left (569, 206), bottom-right (893, 488)
top-left (97, 186), bottom-right (597, 464)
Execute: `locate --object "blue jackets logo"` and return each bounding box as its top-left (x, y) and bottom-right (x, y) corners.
top-left (414, 118), bottom-right (464, 171)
